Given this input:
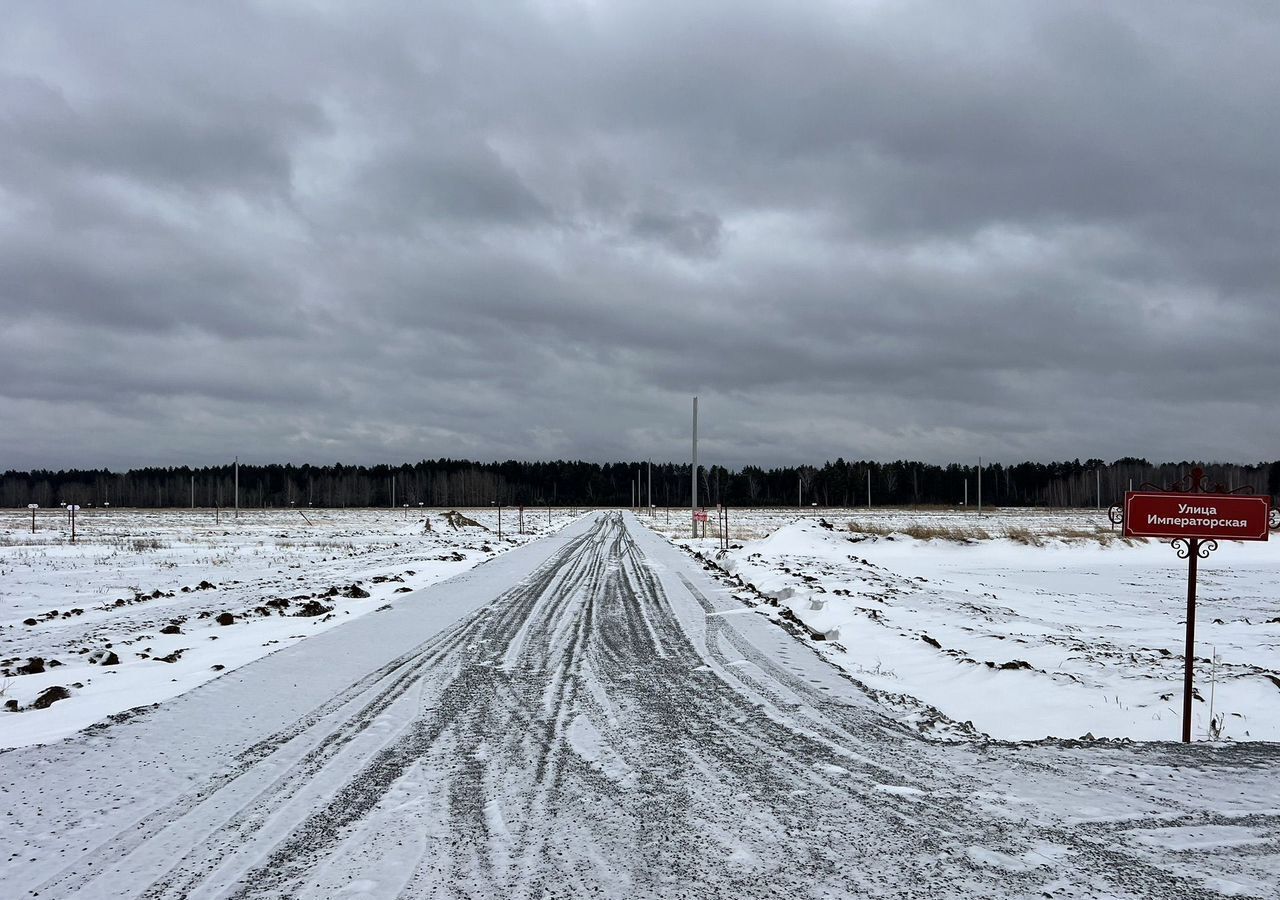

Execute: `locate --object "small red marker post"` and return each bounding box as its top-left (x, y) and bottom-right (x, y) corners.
top-left (1112, 468), bottom-right (1277, 742)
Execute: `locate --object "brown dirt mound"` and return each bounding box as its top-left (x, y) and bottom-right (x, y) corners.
top-left (443, 510), bottom-right (484, 529)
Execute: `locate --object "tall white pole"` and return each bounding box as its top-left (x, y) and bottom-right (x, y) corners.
top-left (977, 457), bottom-right (982, 516)
top-left (1096, 468), bottom-right (1101, 510)
top-left (691, 396), bottom-right (698, 538)
top-left (647, 460), bottom-right (652, 516)
top-left (866, 469), bottom-right (871, 510)
top-left (391, 476), bottom-right (395, 510)
top-left (798, 474), bottom-right (802, 508)
top-left (190, 475), bottom-right (194, 509)
top-left (234, 457), bottom-right (239, 519)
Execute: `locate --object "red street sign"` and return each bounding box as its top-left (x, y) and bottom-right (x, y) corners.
top-left (694, 510), bottom-right (708, 522)
top-left (1123, 492), bottom-right (1271, 541)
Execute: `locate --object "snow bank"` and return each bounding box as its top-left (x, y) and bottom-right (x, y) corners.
top-left (652, 511), bottom-right (1280, 742)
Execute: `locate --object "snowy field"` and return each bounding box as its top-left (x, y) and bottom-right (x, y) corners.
top-left (645, 507), bottom-right (1280, 742)
top-left (0, 506), bottom-right (577, 748)
top-left (4, 511), bottom-right (1277, 899)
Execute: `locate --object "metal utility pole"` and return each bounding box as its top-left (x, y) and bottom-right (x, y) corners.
top-left (391, 476), bottom-right (395, 510)
top-left (963, 479), bottom-right (968, 507)
top-left (691, 396), bottom-right (698, 539)
top-left (190, 475), bottom-right (194, 509)
top-left (647, 460), bottom-right (652, 517)
top-left (866, 469), bottom-right (871, 510)
top-left (1182, 538), bottom-right (1201, 743)
top-left (234, 457), bottom-right (239, 519)
top-left (798, 474), bottom-right (802, 508)
top-left (1096, 468), bottom-right (1101, 511)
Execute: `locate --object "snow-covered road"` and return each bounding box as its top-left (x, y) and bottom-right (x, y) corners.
top-left (3, 512), bottom-right (1277, 898)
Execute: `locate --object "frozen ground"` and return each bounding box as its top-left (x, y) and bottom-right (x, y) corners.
top-left (0, 506), bottom-right (576, 747)
top-left (646, 507), bottom-right (1280, 742)
top-left (1, 512), bottom-right (1277, 898)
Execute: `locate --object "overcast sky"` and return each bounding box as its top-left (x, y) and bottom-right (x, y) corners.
top-left (3, 1), bottom-right (1278, 471)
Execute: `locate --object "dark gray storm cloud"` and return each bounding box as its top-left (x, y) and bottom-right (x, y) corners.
top-left (3, 1), bottom-right (1278, 470)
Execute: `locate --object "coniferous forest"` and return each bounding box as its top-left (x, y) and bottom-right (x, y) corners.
top-left (3, 458), bottom-right (1278, 510)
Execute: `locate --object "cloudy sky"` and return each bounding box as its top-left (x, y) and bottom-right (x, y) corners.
top-left (3, 1), bottom-right (1278, 471)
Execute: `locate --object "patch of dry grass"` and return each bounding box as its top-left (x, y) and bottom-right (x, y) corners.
top-left (846, 521), bottom-right (993, 541)
top-left (845, 521), bottom-right (893, 536)
top-left (1005, 524), bottom-right (1132, 545)
top-left (847, 520), bottom-right (1136, 545)
top-left (1004, 526), bottom-right (1045, 546)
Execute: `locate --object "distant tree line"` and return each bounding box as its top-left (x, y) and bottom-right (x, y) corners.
top-left (3, 458), bottom-right (1278, 510)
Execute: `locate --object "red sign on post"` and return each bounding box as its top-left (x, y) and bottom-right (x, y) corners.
top-left (1112, 469), bottom-right (1278, 744)
top-left (1123, 492), bottom-right (1271, 541)
top-left (694, 509), bottom-right (708, 522)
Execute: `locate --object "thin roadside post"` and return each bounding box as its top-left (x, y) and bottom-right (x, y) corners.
top-left (1182, 538), bottom-right (1199, 743)
top-left (691, 396), bottom-right (698, 539)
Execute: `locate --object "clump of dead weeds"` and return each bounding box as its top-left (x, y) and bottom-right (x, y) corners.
top-left (845, 521), bottom-right (992, 542)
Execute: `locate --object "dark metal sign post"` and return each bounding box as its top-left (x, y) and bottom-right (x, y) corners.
top-left (1111, 468), bottom-right (1277, 742)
